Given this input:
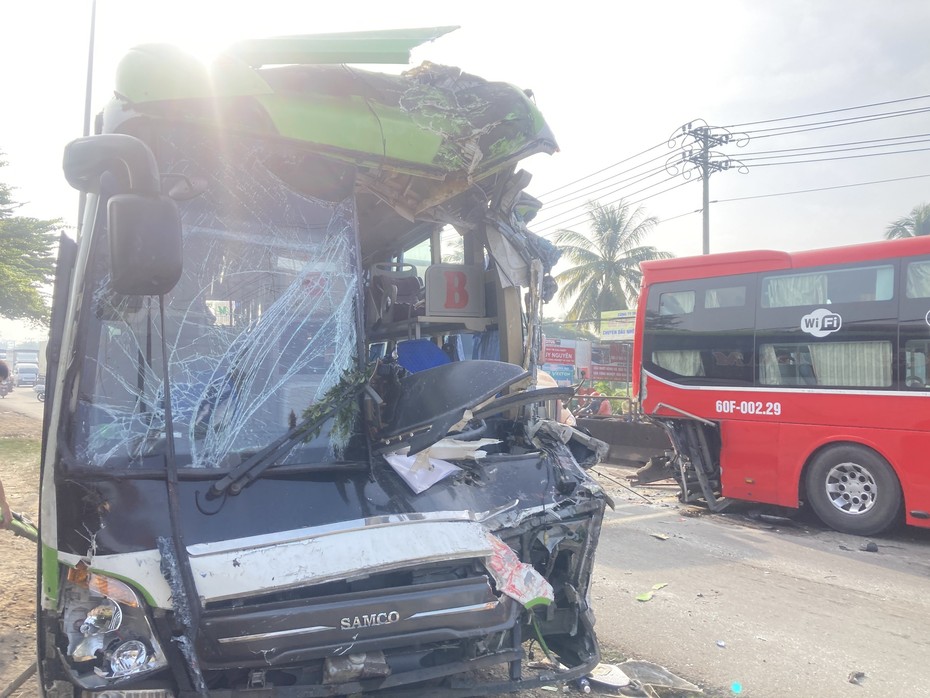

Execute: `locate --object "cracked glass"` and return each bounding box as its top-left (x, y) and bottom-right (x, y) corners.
top-left (73, 127), bottom-right (360, 469)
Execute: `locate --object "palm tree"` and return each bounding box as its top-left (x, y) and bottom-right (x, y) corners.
top-left (553, 200), bottom-right (673, 330)
top-left (884, 203), bottom-right (930, 239)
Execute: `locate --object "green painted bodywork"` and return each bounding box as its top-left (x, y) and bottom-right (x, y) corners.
top-left (109, 29), bottom-right (557, 180)
top-left (253, 93), bottom-right (444, 167)
top-left (42, 543), bottom-right (59, 604)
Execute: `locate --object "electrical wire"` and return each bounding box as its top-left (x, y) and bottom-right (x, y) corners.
top-left (531, 99), bottom-right (930, 236)
top-left (709, 172), bottom-right (930, 204)
top-left (536, 138), bottom-right (673, 198)
top-left (538, 115), bottom-right (930, 224)
top-left (743, 106), bottom-right (930, 139)
top-left (721, 93), bottom-right (930, 129)
top-left (660, 208), bottom-right (702, 223)
top-left (534, 179), bottom-right (697, 236)
top-left (534, 175), bottom-right (687, 233)
top-left (542, 148), bottom-right (684, 208)
top-left (737, 133), bottom-right (930, 158)
top-left (743, 145), bottom-right (930, 167)
top-left (533, 163), bottom-right (676, 225)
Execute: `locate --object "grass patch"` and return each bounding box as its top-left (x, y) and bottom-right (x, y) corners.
top-left (0, 437), bottom-right (41, 464)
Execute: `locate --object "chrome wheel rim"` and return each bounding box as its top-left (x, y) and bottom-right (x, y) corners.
top-left (824, 461), bottom-right (877, 515)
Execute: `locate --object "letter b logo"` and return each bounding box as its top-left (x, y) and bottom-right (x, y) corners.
top-left (444, 271), bottom-right (469, 309)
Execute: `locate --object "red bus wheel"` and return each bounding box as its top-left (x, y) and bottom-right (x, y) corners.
top-left (805, 445), bottom-right (902, 536)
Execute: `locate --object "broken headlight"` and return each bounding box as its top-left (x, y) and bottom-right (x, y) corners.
top-left (60, 567), bottom-right (168, 686)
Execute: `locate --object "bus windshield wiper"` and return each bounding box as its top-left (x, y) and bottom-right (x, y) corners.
top-left (205, 375), bottom-right (366, 500)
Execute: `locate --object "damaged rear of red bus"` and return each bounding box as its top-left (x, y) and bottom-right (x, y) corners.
top-left (38, 28), bottom-right (610, 697)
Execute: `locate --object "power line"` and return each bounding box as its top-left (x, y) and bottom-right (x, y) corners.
top-left (533, 163), bottom-right (675, 226)
top-left (533, 158), bottom-right (930, 237)
top-left (744, 106), bottom-right (930, 139)
top-left (534, 174), bottom-right (686, 234)
top-left (536, 101), bottom-right (930, 214)
top-left (538, 117), bottom-right (930, 223)
top-left (542, 148), bottom-right (683, 208)
top-left (721, 93), bottom-right (930, 129)
top-left (709, 172), bottom-right (930, 204)
top-left (536, 139), bottom-right (672, 198)
top-left (660, 208), bottom-right (702, 223)
top-left (534, 179), bottom-right (697, 237)
top-left (743, 145), bottom-right (930, 167)
top-left (737, 132), bottom-right (930, 158)
top-left (531, 98), bottom-right (930, 246)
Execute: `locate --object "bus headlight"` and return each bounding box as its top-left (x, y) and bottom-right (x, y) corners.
top-left (60, 568), bottom-right (167, 685)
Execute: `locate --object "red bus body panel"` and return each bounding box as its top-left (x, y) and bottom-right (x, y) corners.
top-left (635, 237), bottom-right (930, 529)
top-left (641, 372), bottom-right (930, 524)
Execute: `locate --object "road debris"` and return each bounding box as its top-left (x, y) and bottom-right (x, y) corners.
top-left (636, 582), bottom-right (669, 602)
top-left (587, 662), bottom-right (631, 688)
top-left (613, 660), bottom-right (703, 695)
top-left (572, 676), bottom-right (592, 693)
top-left (848, 670), bottom-right (867, 686)
top-left (859, 541), bottom-right (879, 553)
top-left (716, 640), bottom-right (727, 648)
top-left (650, 532), bottom-right (670, 541)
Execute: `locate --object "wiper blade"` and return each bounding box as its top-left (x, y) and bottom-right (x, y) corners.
top-left (205, 373), bottom-right (366, 500)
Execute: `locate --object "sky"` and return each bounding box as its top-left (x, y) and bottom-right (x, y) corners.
top-left (2, 0), bottom-right (930, 340)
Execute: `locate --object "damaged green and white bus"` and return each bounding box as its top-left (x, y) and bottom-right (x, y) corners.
top-left (38, 27), bottom-right (610, 697)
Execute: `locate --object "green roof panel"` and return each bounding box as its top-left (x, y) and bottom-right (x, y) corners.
top-left (226, 26), bottom-right (460, 66)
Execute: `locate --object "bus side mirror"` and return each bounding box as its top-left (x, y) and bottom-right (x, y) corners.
top-left (108, 194), bottom-right (182, 296)
top-left (63, 134), bottom-right (183, 296)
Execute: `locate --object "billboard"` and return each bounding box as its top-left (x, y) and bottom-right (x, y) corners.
top-left (541, 363), bottom-right (576, 386)
top-left (543, 338), bottom-right (576, 365)
top-left (590, 341), bottom-right (632, 382)
top-left (600, 309), bottom-right (636, 340)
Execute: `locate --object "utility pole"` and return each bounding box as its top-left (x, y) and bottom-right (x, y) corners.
top-left (667, 122), bottom-right (745, 255)
top-left (700, 128), bottom-right (710, 255)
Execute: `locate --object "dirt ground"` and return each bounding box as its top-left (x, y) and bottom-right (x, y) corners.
top-left (0, 410), bottom-right (41, 698)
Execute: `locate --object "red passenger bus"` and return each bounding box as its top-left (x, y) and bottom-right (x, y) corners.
top-left (633, 236), bottom-right (930, 535)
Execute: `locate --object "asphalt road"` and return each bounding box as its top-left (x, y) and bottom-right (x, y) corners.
top-left (0, 385), bottom-right (44, 422)
top-left (587, 465), bottom-right (930, 697)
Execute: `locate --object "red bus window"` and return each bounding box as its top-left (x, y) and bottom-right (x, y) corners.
top-left (659, 291), bottom-right (694, 315)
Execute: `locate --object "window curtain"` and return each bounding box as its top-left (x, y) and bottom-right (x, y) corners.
top-left (906, 262), bottom-right (930, 299)
top-left (807, 341), bottom-right (891, 387)
top-left (759, 344), bottom-right (781, 385)
top-left (653, 350), bottom-right (704, 376)
top-left (764, 274), bottom-right (827, 307)
top-left (660, 292), bottom-right (695, 315)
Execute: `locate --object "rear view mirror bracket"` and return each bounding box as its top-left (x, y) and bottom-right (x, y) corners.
top-left (63, 134), bottom-right (183, 296)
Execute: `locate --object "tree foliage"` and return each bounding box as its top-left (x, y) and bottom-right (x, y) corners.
top-left (553, 200), bottom-right (672, 330)
top-left (0, 155), bottom-right (61, 325)
top-left (884, 203), bottom-right (930, 239)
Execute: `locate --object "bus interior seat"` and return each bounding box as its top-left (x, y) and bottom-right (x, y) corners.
top-left (366, 262), bottom-right (425, 328)
top-left (396, 338), bottom-right (452, 373)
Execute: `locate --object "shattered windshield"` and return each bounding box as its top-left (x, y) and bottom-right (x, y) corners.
top-left (72, 127), bottom-right (360, 469)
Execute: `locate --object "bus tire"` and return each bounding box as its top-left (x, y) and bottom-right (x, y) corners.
top-left (805, 445), bottom-right (902, 536)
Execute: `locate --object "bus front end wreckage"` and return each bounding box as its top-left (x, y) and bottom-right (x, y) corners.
top-left (38, 30), bottom-right (610, 697)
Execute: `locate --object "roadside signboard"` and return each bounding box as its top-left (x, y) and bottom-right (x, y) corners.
top-left (600, 310), bottom-right (636, 340)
